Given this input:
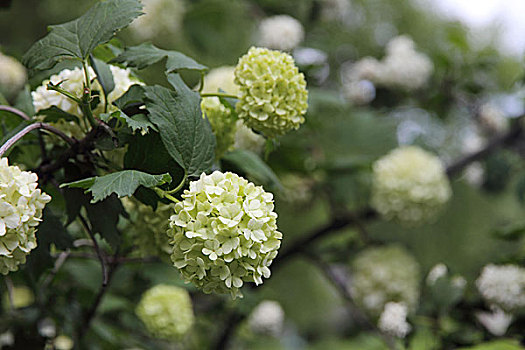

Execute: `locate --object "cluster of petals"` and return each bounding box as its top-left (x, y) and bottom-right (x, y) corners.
top-left (135, 284), bottom-right (194, 339)
top-left (371, 146), bottom-right (451, 225)
top-left (0, 52), bottom-right (27, 97)
top-left (128, 0), bottom-right (185, 41)
top-left (32, 65), bottom-right (141, 138)
top-left (248, 300), bottom-right (285, 336)
top-left (378, 302), bottom-right (411, 338)
top-left (476, 264), bottom-right (525, 311)
top-left (350, 245), bottom-right (420, 316)
top-left (0, 158), bottom-right (51, 274)
top-left (168, 171), bottom-right (281, 299)
top-left (257, 15), bottom-right (304, 51)
top-left (235, 47), bottom-right (308, 138)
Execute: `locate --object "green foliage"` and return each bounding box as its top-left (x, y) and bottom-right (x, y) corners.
top-left (63, 170), bottom-right (172, 203)
top-left (23, 0), bottom-right (143, 72)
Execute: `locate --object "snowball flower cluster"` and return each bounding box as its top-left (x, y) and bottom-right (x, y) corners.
top-left (378, 302), bottom-right (411, 338)
top-left (128, 0), bottom-right (185, 42)
top-left (0, 52), bottom-right (27, 98)
top-left (257, 15), bottom-right (304, 51)
top-left (122, 198), bottom-right (173, 262)
top-left (168, 171), bottom-right (282, 299)
top-left (476, 264), bottom-right (525, 311)
top-left (475, 306), bottom-right (513, 336)
top-left (233, 120), bottom-right (266, 155)
top-left (248, 300), bottom-right (285, 336)
top-left (371, 146), bottom-right (451, 225)
top-left (136, 284), bottom-right (194, 339)
top-left (343, 35), bottom-right (433, 95)
top-left (235, 47), bottom-right (308, 138)
top-left (350, 245), bottom-right (420, 316)
top-left (0, 158), bottom-right (51, 274)
top-left (32, 65), bottom-right (141, 138)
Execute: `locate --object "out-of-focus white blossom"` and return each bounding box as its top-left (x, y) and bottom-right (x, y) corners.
top-left (136, 284), bottom-right (194, 339)
top-left (478, 103), bottom-right (508, 135)
top-left (343, 35), bottom-right (433, 94)
top-left (320, 0), bottom-right (352, 23)
top-left (475, 306), bottom-right (513, 336)
top-left (168, 171), bottom-right (282, 299)
top-left (476, 264), bottom-right (525, 311)
top-left (0, 158), bottom-right (51, 275)
top-left (378, 302), bottom-right (411, 338)
top-left (371, 146), bottom-right (451, 225)
top-left (0, 52), bottom-right (27, 98)
top-left (281, 173), bottom-right (314, 204)
top-left (38, 318), bottom-right (57, 338)
top-left (451, 275), bottom-right (467, 290)
top-left (0, 331), bottom-right (14, 348)
top-left (248, 300), bottom-right (285, 336)
top-left (128, 0), bottom-right (185, 42)
top-left (32, 66), bottom-right (142, 138)
top-left (350, 245), bottom-right (420, 316)
top-left (202, 66), bottom-right (239, 95)
top-left (2, 285), bottom-right (34, 309)
top-left (464, 163), bottom-right (485, 187)
top-left (257, 15), bottom-right (304, 51)
top-left (233, 120), bottom-right (266, 155)
top-left (426, 263), bottom-right (448, 285)
top-left (343, 79), bottom-right (376, 105)
top-left (53, 335), bottom-right (74, 350)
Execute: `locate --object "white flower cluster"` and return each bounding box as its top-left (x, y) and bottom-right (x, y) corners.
top-left (426, 263), bottom-right (448, 285)
top-left (476, 264), bottom-right (525, 311)
top-left (350, 245), bottom-right (420, 316)
top-left (0, 158), bottom-right (51, 274)
top-left (168, 171), bottom-right (282, 298)
top-left (233, 120), bottom-right (266, 155)
top-left (342, 35), bottom-right (433, 100)
top-left (202, 66), bottom-right (239, 96)
top-left (32, 65), bottom-right (141, 138)
top-left (0, 52), bottom-right (27, 97)
top-left (378, 302), bottom-right (411, 338)
top-left (475, 306), bottom-right (513, 336)
top-left (371, 146), bottom-right (451, 225)
top-left (248, 300), bottom-right (285, 336)
top-left (257, 15), bottom-right (304, 51)
top-left (135, 284), bottom-right (194, 339)
top-left (128, 0), bottom-right (185, 42)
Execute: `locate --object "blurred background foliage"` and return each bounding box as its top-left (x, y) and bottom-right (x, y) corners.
top-left (1, 0), bottom-right (525, 349)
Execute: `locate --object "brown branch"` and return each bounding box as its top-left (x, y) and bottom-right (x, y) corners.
top-left (0, 105), bottom-right (31, 120)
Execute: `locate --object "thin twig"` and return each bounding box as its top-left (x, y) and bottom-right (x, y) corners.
top-left (0, 105), bottom-right (31, 120)
top-left (78, 214), bottom-right (108, 286)
top-left (42, 250), bottom-right (71, 291)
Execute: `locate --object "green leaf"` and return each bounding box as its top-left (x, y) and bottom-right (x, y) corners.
top-left (222, 149), bottom-right (283, 192)
top-left (112, 84), bottom-right (145, 110)
top-left (36, 106), bottom-right (79, 123)
top-left (100, 110), bottom-right (156, 134)
top-left (90, 56), bottom-right (115, 97)
top-left (111, 42), bottom-right (207, 73)
top-left (62, 170), bottom-right (172, 203)
top-left (85, 195), bottom-right (125, 249)
top-left (23, 0), bottom-right (143, 72)
top-left (457, 340), bottom-right (525, 350)
top-left (144, 76), bottom-right (215, 177)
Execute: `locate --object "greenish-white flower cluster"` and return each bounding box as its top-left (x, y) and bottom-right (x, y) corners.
top-left (234, 47), bottom-right (308, 138)
top-left (377, 301), bottom-right (411, 338)
top-left (128, 0), bottom-right (185, 42)
top-left (248, 300), bottom-right (285, 336)
top-left (371, 146), bottom-right (451, 225)
top-left (233, 120), bottom-right (266, 155)
top-left (32, 65), bottom-right (141, 138)
top-left (136, 284), bottom-right (194, 339)
top-left (168, 171), bottom-right (282, 299)
top-left (122, 198), bottom-right (173, 262)
top-left (0, 52), bottom-right (27, 98)
top-left (350, 245), bottom-right (420, 317)
top-left (257, 15), bottom-right (304, 51)
top-left (0, 158), bottom-right (51, 274)
top-left (476, 264), bottom-right (525, 311)
top-left (201, 97), bottom-right (237, 159)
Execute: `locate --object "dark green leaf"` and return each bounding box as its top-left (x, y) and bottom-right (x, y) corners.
top-left (222, 149), bottom-right (283, 192)
top-left (85, 195), bottom-right (125, 249)
top-left (144, 76), bottom-right (215, 177)
top-left (62, 170), bottom-right (172, 203)
top-left (100, 110), bottom-right (156, 134)
top-left (23, 0), bottom-right (143, 72)
top-left (112, 84), bottom-right (145, 110)
top-left (111, 42), bottom-right (207, 73)
top-left (90, 57), bottom-right (115, 97)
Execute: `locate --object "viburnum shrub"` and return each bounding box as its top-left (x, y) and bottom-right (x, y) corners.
top-left (0, 0), bottom-right (307, 344)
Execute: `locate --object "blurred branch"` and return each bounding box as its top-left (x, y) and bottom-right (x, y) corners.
top-left (213, 311), bottom-right (246, 350)
top-left (41, 250), bottom-right (70, 291)
top-left (64, 251), bottom-right (160, 264)
top-left (446, 117), bottom-right (524, 177)
top-left (0, 105), bottom-right (30, 120)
